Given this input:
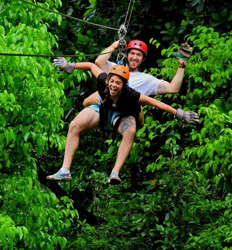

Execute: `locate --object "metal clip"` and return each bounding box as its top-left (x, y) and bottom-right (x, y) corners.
top-left (118, 24), bottom-right (127, 41)
top-left (116, 53), bottom-right (126, 65)
top-left (117, 24), bottom-right (127, 65)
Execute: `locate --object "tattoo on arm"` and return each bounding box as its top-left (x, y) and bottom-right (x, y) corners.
top-left (157, 82), bottom-right (168, 91)
top-left (120, 117), bottom-right (135, 133)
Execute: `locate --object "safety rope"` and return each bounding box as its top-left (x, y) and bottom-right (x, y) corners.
top-left (19, 0), bottom-right (118, 31)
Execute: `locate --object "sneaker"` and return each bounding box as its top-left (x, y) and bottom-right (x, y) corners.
top-left (108, 172), bottom-right (121, 185)
top-left (46, 170), bottom-right (72, 181)
top-left (109, 176), bottom-right (121, 185)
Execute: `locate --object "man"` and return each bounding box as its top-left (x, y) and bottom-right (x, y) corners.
top-left (83, 39), bottom-right (192, 127)
top-left (46, 60), bottom-right (198, 184)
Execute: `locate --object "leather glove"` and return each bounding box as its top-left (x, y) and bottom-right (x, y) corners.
top-left (179, 43), bottom-right (193, 58)
top-left (53, 57), bottom-right (75, 74)
top-left (172, 43), bottom-right (193, 61)
top-left (176, 108), bottom-right (199, 124)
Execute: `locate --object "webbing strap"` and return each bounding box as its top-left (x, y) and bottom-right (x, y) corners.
top-left (112, 115), bottom-right (124, 139)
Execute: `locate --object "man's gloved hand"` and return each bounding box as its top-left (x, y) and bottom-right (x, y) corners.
top-left (172, 43), bottom-right (193, 61)
top-left (53, 57), bottom-right (75, 74)
top-left (176, 108), bottom-right (199, 124)
top-left (179, 43), bottom-right (193, 58)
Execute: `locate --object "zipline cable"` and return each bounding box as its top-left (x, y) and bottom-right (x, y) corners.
top-left (124, 0), bottom-right (135, 29)
top-left (123, 0), bottom-right (135, 29)
top-left (0, 50), bottom-right (118, 58)
top-left (19, 0), bottom-right (118, 31)
top-left (1, 1), bottom-right (135, 59)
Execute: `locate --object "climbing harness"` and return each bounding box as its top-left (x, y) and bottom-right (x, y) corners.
top-left (99, 0), bottom-right (136, 137)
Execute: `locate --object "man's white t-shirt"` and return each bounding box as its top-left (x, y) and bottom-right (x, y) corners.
top-left (107, 61), bottom-right (162, 96)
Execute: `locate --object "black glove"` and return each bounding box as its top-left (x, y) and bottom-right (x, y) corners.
top-left (53, 57), bottom-right (75, 74)
top-left (176, 108), bottom-right (199, 124)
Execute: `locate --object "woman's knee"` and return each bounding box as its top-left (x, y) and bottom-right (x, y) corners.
top-left (69, 119), bottom-right (82, 135)
top-left (119, 117), bottom-right (136, 136)
top-left (68, 112), bottom-right (87, 134)
top-left (126, 124), bottom-right (136, 136)
top-left (69, 108), bottom-right (99, 134)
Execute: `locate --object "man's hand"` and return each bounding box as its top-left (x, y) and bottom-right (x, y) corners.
top-left (179, 43), bottom-right (193, 59)
top-left (176, 108), bottom-right (199, 124)
top-left (53, 57), bottom-right (75, 74)
top-left (172, 43), bottom-right (193, 64)
top-left (110, 40), bottom-right (126, 51)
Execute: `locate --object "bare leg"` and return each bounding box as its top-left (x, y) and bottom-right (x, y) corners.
top-left (111, 116), bottom-right (136, 174)
top-left (62, 108), bottom-right (100, 170)
top-left (83, 91), bottom-right (100, 107)
top-left (47, 108), bottom-right (100, 180)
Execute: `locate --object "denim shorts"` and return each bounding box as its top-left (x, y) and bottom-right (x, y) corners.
top-left (88, 104), bottom-right (121, 131)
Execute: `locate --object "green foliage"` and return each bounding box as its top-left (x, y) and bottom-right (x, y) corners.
top-left (0, 6), bottom-right (66, 167)
top-left (0, 174), bottom-right (79, 249)
top-left (1, 0), bottom-right (232, 249)
top-left (0, 1), bottom-right (84, 249)
top-left (179, 27), bottom-right (232, 192)
top-left (68, 165), bottom-right (232, 249)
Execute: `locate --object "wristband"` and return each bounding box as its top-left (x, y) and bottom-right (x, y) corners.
top-left (74, 64), bottom-right (78, 69)
top-left (110, 44), bottom-right (116, 50)
top-left (178, 61), bottom-right (186, 68)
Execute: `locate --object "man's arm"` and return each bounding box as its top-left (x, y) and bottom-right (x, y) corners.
top-left (157, 59), bottom-right (186, 94)
top-left (95, 40), bottom-right (120, 72)
top-left (157, 42), bottom-right (192, 95)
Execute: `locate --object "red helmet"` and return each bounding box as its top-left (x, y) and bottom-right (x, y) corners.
top-left (109, 65), bottom-right (130, 82)
top-left (127, 40), bottom-right (148, 56)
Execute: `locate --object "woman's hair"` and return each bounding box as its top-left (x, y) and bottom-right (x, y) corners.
top-left (107, 73), bottom-right (127, 86)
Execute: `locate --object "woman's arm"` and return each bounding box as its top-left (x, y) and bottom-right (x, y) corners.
top-left (138, 94), bottom-right (177, 116)
top-left (138, 94), bottom-right (199, 124)
top-left (74, 62), bottom-right (103, 79)
top-left (53, 58), bottom-right (103, 78)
